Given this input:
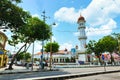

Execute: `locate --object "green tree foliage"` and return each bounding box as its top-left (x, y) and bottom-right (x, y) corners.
top-left (0, 0), bottom-right (31, 33)
top-left (86, 40), bottom-right (103, 63)
top-left (21, 17), bottom-right (51, 41)
top-left (98, 35), bottom-right (118, 64)
top-left (1, 0), bottom-right (51, 69)
top-left (87, 34), bottom-right (119, 64)
top-left (8, 17), bottom-right (51, 69)
top-left (44, 41), bottom-right (59, 53)
top-left (87, 36), bottom-right (118, 54)
top-left (112, 33), bottom-right (120, 53)
top-left (16, 51), bottom-right (31, 61)
top-left (99, 35), bottom-right (117, 53)
top-left (16, 51), bottom-right (24, 61)
top-left (86, 40), bottom-right (96, 54)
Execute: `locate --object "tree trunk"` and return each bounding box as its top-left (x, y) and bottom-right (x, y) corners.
top-left (6, 43), bottom-right (27, 70)
top-left (110, 53), bottom-right (114, 65)
top-left (98, 56), bottom-right (102, 65)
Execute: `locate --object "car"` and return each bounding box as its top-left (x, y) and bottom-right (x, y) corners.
top-left (24, 62), bottom-right (33, 67)
top-left (15, 61), bottom-right (23, 66)
top-left (34, 61), bottom-right (39, 66)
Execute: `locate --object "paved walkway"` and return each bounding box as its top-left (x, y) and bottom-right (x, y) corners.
top-left (0, 65), bottom-right (49, 74)
top-left (16, 66), bottom-right (120, 80)
top-left (0, 64), bottom-right (120, 80)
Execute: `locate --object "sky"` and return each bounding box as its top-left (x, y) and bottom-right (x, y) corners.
top-left (2, 0), bottom-right (120, 54)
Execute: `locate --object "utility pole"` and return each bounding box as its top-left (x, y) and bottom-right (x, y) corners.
top-left (40, 10), bottom-right (49, 69)
top-left (31, 42), bottom-right (34, 71)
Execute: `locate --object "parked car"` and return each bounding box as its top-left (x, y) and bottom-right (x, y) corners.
top-left (34, 61), bottom-right (39, 66)
top-left (28, 62), bottom-right (32, 67)
top-left (15, 61), bottom-right (23, 66)
top-left (23, 62), bottom-right (33, 67)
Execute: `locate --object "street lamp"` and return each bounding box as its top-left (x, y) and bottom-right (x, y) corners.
top-left (49, 22), bottom-right (56, 70)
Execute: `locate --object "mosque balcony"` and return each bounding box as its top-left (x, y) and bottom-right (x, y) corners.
top-left (78, 26), bottom-right (86, 29)
top-left (78, 36), bottom-right (87, 40)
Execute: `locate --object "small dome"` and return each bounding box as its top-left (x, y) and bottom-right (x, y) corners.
top-left (77, 15), bottom-right (85, 23)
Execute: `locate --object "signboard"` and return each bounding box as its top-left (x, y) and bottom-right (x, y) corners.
top-left (102, 54), bottom-right (104, 60)
top-left (71, 48), bottom-right (76, 55)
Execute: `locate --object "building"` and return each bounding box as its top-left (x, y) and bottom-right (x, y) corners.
top-left (0, 31), bottom-right (8, 68)
top-left (76, 14), bottom-right (87, 63)
top-left (34, 49), bottom-right (73, 63)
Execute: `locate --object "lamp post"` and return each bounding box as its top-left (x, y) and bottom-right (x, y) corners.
top-left (49, 22), bottom-right (56, 70)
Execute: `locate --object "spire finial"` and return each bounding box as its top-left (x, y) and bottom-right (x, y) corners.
top-left (80, 12), bottom-right (82, 17)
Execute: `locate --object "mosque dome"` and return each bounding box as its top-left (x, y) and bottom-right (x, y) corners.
top-left (77, 15), bottom-right (85, 23)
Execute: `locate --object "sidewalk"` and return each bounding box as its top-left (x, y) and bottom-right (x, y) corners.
top-left (16, 66), bottom-right (120, 80)
top-left (0, 64), bottom-right (120, 74)
top-left (0, 65), bottom-right (120, 80)
top-left (0, 65), bottom-right (50, 74)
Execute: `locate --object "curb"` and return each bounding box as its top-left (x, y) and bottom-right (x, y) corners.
top-left (16, 70), bottom-right (120, 80)
top-left (0, 69), bottom-right (59, 75)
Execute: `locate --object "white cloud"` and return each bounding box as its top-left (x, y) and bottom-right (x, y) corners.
top-left (32, 14), bottom-right (40, 18)
top-left (54, 7), bottom-right (79, 23)
top-left (82, 0), bottom-right (120, 27)
top-left (59, 42), bottom-right (73, 51)
top-left (86, 19), bottom-right (117, 36)
top-left (54, 0), bottom-right (120, 37)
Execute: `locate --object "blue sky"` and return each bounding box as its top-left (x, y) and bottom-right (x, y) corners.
top-left (2, 0), bottom-right (120, 54)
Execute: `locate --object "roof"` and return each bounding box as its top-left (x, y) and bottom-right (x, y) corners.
top-left (56, 50), bottom-right (68, 54)
top-left (77, 15), bottom-right (85, 23)
top-left (35, 50), bottom-right (70, 55)
top-left (34, 52), bottom-right (48, 55)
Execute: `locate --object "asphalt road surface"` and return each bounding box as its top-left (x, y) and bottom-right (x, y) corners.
top-left (0, 71), bottom-right (70, 80)
top-left (67, 72), bottom-right (120, 80)
top-left (0, 66), bottom-right (120, 80)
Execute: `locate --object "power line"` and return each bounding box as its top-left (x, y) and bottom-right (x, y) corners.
top-left (56, 28), bottom-right (120, 33)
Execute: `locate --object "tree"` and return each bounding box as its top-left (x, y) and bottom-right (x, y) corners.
top-left (21, 17), bottom-right (51, 41)
top-left (44, 41), bottom-right (59, 69)
top-left (7, 17), bottom-right (51, 70)
top-left (99, 35), bottom-right (118, 64)
top-left (86, 40), bottom-right (104, 64)
top-left (44, 41), bottom-right (59, 53)
top-left (24, 52), bottom-right (31, 62)
top-left (16, 51), bottom-right (24, 61)
top-left (1, 0), bottom-right (51, 70)
top-left (16, 51), bottom-right (31, 61)
top-left (0, 0), bottom-right (31, 33)
top-left (86, 40), bottom-right (96, 54)
top-left (112, 33), bottom-right (120, 53)
top-left (99, 35), bottom-right (117, 52)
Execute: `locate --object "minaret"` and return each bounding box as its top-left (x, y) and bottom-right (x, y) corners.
top-left (77, 14), bottom-right (87, 52)
top-left (76, 14), bottom-right (87, 63)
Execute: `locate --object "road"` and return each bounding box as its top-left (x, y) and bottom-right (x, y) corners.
top-left (67, 72), bottom-right (120, 80)
top-left (0, 66), bottom-right (120, 80)
top-left (0, 71), bottom-right (70, 80)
